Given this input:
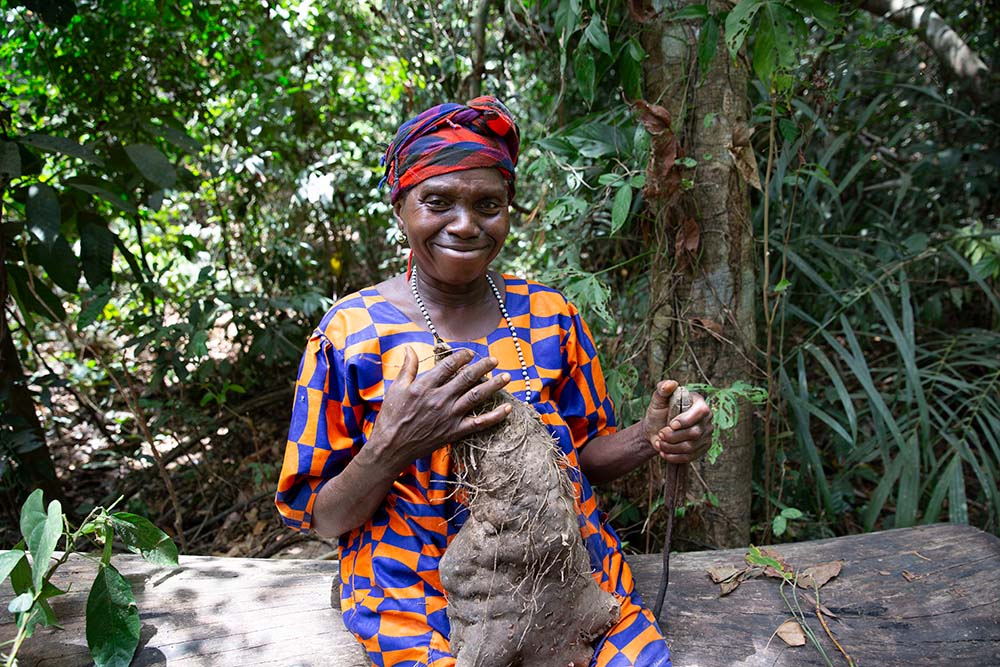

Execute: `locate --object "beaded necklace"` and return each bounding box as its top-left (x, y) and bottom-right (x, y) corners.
top-left (409, 266), bottom-right (532, 404)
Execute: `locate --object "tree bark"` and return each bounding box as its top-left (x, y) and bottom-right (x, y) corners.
top-left (639, 0), bottom-right (756, 549)
top-left (859, 0), bottom-right (990, 95)
top-left (1, 177), bottom-right (65, 506)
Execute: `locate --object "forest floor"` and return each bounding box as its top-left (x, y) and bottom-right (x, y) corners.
top-left (2, 383), bottom-right (338, 560)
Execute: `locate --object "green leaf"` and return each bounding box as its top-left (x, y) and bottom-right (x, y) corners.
top-left (0, 550), bottom-right (27, 584)
top-left (86, 564), bottom-right (141, 667)
top-left (610, 184), bottom-right (632, 235)
top-left (781, 507), bottom-right (803, 519)
top-left (697, 15), bottom-right (720, 75)
top-left (109, 512), bottom-right (179, 567)
top-left (725, 0), bottom-right (763, 56)
top-left (772, 514), bottom-right (787, 536)
top-left (1, 140), bottom-right (21, 179)
top-left (7, 264), bottom-right (68, 322)
top-left (773, 278), bottom-right (792, 293)
top-left (20, 133), bottom-right (104, 166)
top-left (19, 489), bottom-right (63, 591)
top-left (8, 592), bottom-right (34, 613)
top-left (791, 0), bottom-right (839, 31)
top-left (670, 4), bottom-right (710, 20)
top-left (65, 176), bottom-right (138, 214)
top-left (752, 11), bottom-right (776, 83)
top-left (78, 283), bottom-right (113, 330)
top-left (584, 14), bottom-right (612, 56)
top-left (37, 234), bottom-right (81, 293)
top-left (574, 48), bottom-right (596, 104)
top-left (124, 143), bottom-right (177, 189)
top-left (26, 183), bottom-right (61, 248)
top-left (79, 215), bottom-right (116, 289)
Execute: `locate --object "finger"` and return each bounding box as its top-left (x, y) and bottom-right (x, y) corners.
top-left (647, 380), bottom-right (680, 414)
top-left (652, 439), bottom-right (699, 461)
top-left (458, 371), bottom-right (510, 410)
top-left (452, 355), bottom-right (501, 389)
top-left (395, 346), bottom-right (419, 388)
top-left (658, 423), bottom-right (708, 445)
top-left (457, 402), bottom-right (512, 437)
top-left (420, 347), bottom-right (475, 385)
top-left (668, 395), bottom-right (712, 430)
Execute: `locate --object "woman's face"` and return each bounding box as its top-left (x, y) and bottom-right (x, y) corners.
top-left (394, 168), bottom-right (510, 287)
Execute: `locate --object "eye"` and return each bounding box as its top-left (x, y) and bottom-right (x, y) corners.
top-left (477, 200), bottom-right (503, 214)
top-left (423, 196), bottom-right (451, 210)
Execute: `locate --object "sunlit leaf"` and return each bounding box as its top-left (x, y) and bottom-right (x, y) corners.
top-left (86, 565), bottom-right (141, 667)
top-left (611, 184), bottom-right (632, 235)
top-left (19, 489), bottom-right (63, 591)
top-left (109, 512), bottom-right (180, 567)
top-left (26, 183), bottom-right (61, 248)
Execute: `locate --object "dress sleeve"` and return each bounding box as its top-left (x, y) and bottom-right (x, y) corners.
top-left (275, 323), bottom-right (365, 533)
top-left (555, 300), bottom-right (618, 450)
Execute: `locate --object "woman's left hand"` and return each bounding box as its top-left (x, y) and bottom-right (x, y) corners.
top-left (642, 380), bottom-right (713, 464)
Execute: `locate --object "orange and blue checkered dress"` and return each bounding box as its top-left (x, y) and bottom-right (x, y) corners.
top-left (276, 276), bottom-right (672, 667)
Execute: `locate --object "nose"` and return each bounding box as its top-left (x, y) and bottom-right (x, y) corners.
top-left (445, 205), bottom-right (479, 238)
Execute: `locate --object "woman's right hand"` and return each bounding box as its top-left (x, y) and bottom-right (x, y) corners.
top-left (368, 346), bottom-right (512, 472)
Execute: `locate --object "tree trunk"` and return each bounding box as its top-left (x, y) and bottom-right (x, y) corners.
top-left (639, 0), bottom-right (756, 549)
top-left (1, 183), bottom-right (65, 507)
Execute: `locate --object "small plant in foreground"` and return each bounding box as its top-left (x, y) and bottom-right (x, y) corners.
top-left (1, 489), bottom-right (178, 667)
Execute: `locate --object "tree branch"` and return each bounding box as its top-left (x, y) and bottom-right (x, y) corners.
top-left (859, 0), bottom-right (990, 94)
top-left (462, 0), bottom-right (496, 99)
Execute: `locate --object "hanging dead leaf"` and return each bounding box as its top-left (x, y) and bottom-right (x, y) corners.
top-left (729, 143), bottom-right (762, 191)
top-left (706, 564), bottom-right (745, 584)
top-left (690, 317), bottom-right (725, 341)
top-left (775, 619), bottom-right (807, 647)
top-left (797, 560), bottom-right (844, 590)
top-left (633, 100), bottom-right (673, 135)
top-left (626, 0), bottom-right (658, 22)
top-left (675, 217), bottom-right (700, 271)
top-left (633, 100), bottom-right (684, 203)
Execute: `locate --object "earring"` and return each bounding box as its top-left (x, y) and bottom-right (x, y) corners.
top-left (397, 227), bottom-right (408, 246)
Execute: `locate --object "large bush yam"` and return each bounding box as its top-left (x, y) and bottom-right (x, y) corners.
top-left (440, 392), bottom-right (620, 667)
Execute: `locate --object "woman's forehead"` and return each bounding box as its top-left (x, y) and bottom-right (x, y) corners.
top-left (412, 168), bottom-right (508, 196)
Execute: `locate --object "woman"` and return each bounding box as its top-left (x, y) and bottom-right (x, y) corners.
top-left (276, 97), bottom-right (713, 667)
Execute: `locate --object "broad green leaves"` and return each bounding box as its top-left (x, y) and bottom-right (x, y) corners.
top-left (26, 183), bottom-right (61, 248)
top-left (124, 144), bottom-right (177, 189)
top-left (2, 491), bottom-right (178, 666)
top-left (86, 565), bottom-right (141, 667)
top-left (108, 513), bottom-right (180, 567)
top-left (19, 489), bottom-right (63, 591)
top-left (723, 0), bottom-right (840, 88)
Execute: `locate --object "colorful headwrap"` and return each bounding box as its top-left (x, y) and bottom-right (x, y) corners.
top-left (380, 96), bottom-right (520, 204)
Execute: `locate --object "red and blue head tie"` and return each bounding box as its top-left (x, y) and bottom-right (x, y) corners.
top-left (380, 96), bottom-right (520, 205)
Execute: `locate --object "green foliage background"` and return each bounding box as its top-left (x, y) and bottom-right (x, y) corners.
top-left (1, 0), bottom-right (997, 550)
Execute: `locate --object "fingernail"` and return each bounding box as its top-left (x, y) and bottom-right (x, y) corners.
top-left (501, 373), bottom-right (511, 382)
top-left (671, 420), bottom-right (681, 430)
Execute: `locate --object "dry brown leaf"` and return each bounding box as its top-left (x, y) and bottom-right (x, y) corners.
top-left (675, 217), bottom-right (700, 271)
top-left (802, 592), bottom-right (839, 619)
top-left (797, 560), bottom-right (844, 590)
top-left (690, 318), bottom-right (724, 341)
top-left (902, 570), bottom-right (917, 582)
top-left (626, 0), bottom-right (658, 22)
top-left (720, 577), bottom-right (743, 596)
top-left (775, 619), bottom-right (807, 647)
top-left (706, 564), bottom-right (744, 584)
top-left (878, 570), bottom-right (891, 576)
top-left (633, 100), bottom-right (673, 135)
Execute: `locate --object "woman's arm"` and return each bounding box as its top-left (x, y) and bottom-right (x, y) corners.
top-left (578, 380), bottom-right (712, 486)
top-left (311, 346), bottom-right (512, 538)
